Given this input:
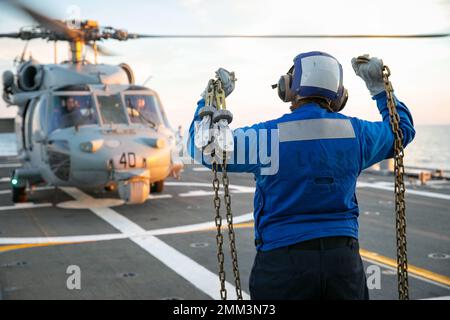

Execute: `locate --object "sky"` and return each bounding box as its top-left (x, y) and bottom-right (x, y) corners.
top-left (0, 0), bottom-right (449, 129)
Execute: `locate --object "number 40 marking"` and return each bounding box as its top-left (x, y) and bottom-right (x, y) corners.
top-left (119, 152), bottom-right (136, 168)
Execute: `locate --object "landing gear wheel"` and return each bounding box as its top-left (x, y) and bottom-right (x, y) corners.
top-left (151, 180), bottom-right (164, 193)
top-left (12, 186), bottom-right (27, 203)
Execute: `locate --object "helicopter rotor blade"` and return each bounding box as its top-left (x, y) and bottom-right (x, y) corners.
top-left (0, 31), bottom-right (45, 41)
top-left (1, 0), bottom-right (448, 43)
top-left (0, 32), bottom-right (21, 38)
top-left (86, 43), bottom-right (117, 57)
top-left (94, 43), bottom-right (117, 56)
top-left (129, 33), bottom-right (450, 39)
top-left (5, 0), bottom-right (82, 40)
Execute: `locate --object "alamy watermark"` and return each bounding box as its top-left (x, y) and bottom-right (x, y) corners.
top-left (173, 123), bottom-right (280, 176)
top-left (66, 265), bottom-right (81, 290)
top-left (366, 265), bottom-right (381, 290)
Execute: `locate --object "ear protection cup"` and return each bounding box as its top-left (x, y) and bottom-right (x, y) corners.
top-left (277, 74), bottom-right (295, 102)
top-left (275, 66), bottom-right (296, 102)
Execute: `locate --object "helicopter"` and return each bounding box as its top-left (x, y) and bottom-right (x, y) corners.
top-left (0, 2), bottom-right (185, 204)
top-left (1, 2), bottom-right (448, 206)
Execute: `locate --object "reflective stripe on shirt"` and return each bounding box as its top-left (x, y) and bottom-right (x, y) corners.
top-left (278, 118), bottom-right (356, 142)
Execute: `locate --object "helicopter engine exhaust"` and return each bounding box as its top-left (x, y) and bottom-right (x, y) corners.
top-left (18, 63), bottom-right (44, 91)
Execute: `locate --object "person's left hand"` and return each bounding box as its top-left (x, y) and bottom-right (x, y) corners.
top-left (351, 54), bottom-right (385, 96)
top-left (201, 68), bottom-right (236, 99)
top-left (215, 68), bottom-right (236, 97)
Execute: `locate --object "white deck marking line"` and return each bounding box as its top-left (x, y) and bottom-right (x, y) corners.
top-left (148, 194), bottom-right (173, 200)
top-left (0, 163), bottom-right (21, 168)
top-left (0, 203), bottom-right (52, 211)
top-left (1, 178), bottom-right (445, 200)
top-left (179, 190), bottom-right (222, 197)
top-left (60, 187), bottom-right (250, 300)
top-left (0, 233), bottom-right (129, 244)
top-left (169, 180), bottom-right (450, 199)
top-left (425, 180), bottom-right (450, 185)
top-left (357, 181), bottom-right (450, 201)
top-left (192, 167), bottom-right (211, 172)
top-left (0, 186), bottom-right (54, 195)
top-left (148, 212), bottom-right (254, 237)
top-left (165, 181), bottom-right (255, 193)
top-left (0, 213), bottom-right (254, 245)
top-left (0, 188), bottom-right (172, 199)
top-left (422, 295), bottom-right (450, 300)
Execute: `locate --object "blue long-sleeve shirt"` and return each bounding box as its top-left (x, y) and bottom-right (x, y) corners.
top-left (188, 92), bottom-right (415, 251)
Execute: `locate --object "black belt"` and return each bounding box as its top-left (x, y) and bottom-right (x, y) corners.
top-left (289, 236), bottom-right (358, 251)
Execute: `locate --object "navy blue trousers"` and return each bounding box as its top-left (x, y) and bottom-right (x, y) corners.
top-left (249, 237), bottom-right (369, 300)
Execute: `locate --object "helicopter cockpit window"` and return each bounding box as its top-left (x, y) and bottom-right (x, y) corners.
top-left (49, 95), bottom-right (98, 133)
top-left (125, 95), bottom-right (162, 128)
top-left (97, 94), bottom-right (128, 125)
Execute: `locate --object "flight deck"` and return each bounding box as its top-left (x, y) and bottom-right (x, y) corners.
top-left (0, 156), bottom-right (449, 300)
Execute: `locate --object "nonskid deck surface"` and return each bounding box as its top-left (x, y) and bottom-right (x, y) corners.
top-left (0, 157), bottom-right (449, 300)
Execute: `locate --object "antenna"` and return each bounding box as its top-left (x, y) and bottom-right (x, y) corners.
top-left (143, 75), bottom-right (153, 86)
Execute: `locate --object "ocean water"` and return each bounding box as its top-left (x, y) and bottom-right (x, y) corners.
top-left (404, 125), bottom-right (450, 171)
top-left (0, 125), bottom-right (449, 170)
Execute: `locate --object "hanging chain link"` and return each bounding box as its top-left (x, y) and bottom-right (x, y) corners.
top-left (220, 156), bottom-right (243, 300)
top-left (212, 159), bottom-right (227, 300)
top-left (207, 79), bottom-right (243, 300)
top-left (382, 65), bottom-right (409, 300)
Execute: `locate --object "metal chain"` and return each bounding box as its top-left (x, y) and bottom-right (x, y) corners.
top-left (215, 81), bottom-right (226, 111)
top-left (207, 79), bottom-right (243, 300)
top-left (212, 159), bottom-right (227, 300)
top-left (221, 154), bottom-right (243, 300)
top-left (382, 65), bottom-right (409, 300)
top-left (206, 80), bottom-right (227, 300)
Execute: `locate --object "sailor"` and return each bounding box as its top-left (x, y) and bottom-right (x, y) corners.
top-left (188, 52), bottom-right (415, 300)
top-left (49, 96), bottom-right (81, 132)
top-left (127, 96), bottom-right (159, 125)
top-left (61, 96), bottom-right (83, 128)
top-left (127, 96), bottom-right (145, 121)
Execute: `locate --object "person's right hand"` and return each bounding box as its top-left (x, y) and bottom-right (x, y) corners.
top-left (351, 54), bottom-right (385, 96)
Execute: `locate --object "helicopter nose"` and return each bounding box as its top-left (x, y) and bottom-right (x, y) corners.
top-left (70, 135), bottom-right (171, 191)
top-left (106, 139), bottom-right (170, 205)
